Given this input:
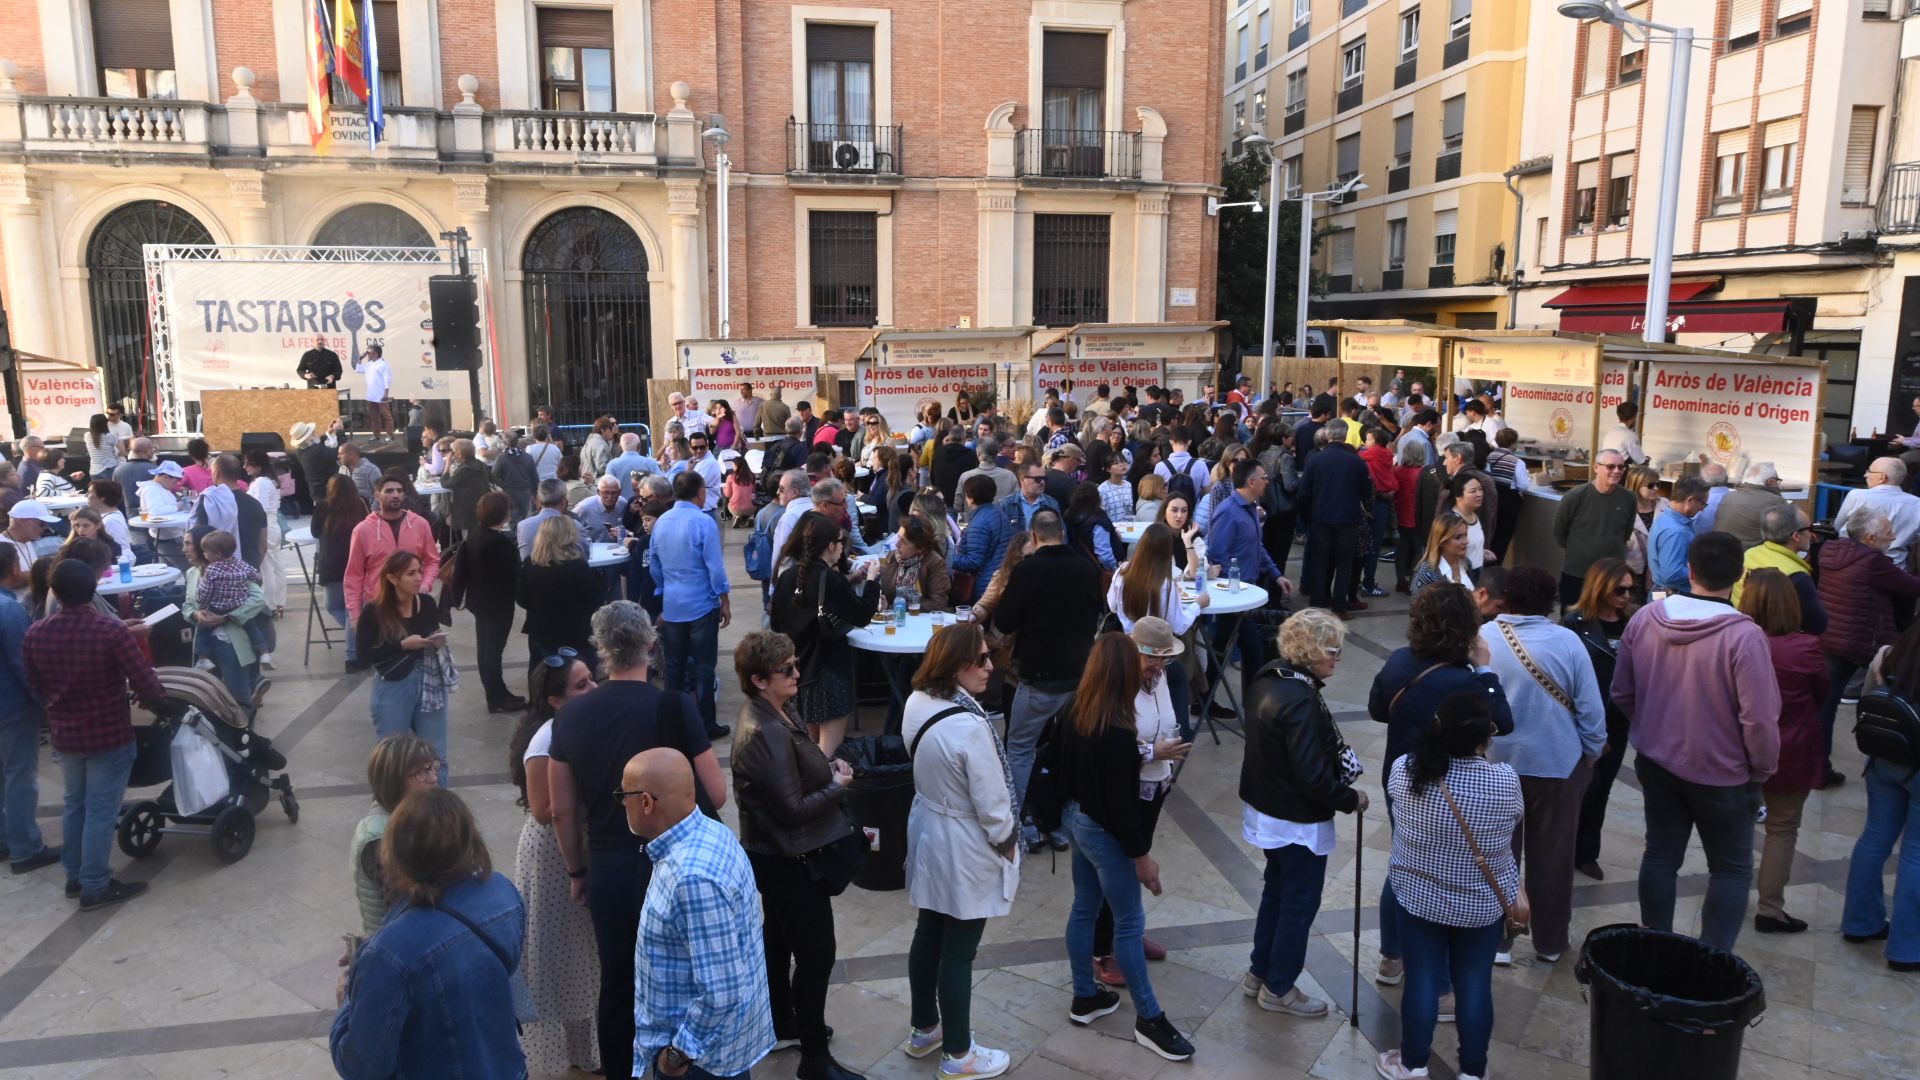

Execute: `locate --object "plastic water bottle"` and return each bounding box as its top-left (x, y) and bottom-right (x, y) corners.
top-left (1228, 556), bottom-right (1241, 592)
top-left (893, 596), bottom-right (908, 628)
top-left (118, 549), bottom-right (134, 584)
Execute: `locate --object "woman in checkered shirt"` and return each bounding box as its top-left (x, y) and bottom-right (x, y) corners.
top-left (1376, 693), bottom-right (1522, 1080)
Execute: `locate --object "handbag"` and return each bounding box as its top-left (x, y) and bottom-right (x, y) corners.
top-left (1495, 620), bottom-right (1577, 714)
top-left (1437, 778), bottom-right (1531, 938)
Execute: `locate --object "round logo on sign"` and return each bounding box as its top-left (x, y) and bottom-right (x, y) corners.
top-left (1707, 421), bottom-right (1742, 463)
top-left (1549, 408), bottom-right (1573, 444)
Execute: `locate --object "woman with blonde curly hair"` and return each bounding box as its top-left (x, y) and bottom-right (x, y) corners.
top-left (1239, 608), bottom-right (1367, 1018)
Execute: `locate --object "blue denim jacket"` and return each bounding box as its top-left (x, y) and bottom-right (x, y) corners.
top-left (330, 871), bottom-right (528, 1080)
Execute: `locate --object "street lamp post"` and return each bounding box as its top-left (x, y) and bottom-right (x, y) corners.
top-left (702, 125), bottom-right (733, 338)
top-left (1558, 1), bottom-right (1693, 345)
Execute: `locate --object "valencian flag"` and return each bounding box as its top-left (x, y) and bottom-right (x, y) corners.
top-left (303, 0), bottom-right (334, 153)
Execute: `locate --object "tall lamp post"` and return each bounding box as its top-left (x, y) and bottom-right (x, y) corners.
top-left (1558, 1), bottom-right (1693, 345)
top-left (702, 125), bottom-right (733, 339)
top-left (1223, 134), bottom-right (1366, 399)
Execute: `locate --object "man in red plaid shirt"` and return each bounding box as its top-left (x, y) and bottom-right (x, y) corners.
top-left (23, 560), bottom-right (168, 911)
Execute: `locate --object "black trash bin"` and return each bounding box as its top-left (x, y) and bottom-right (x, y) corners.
top-left (836, 734), bottom-right (916, 892)
top-left (1575, 924), bottom-right (1766, 1080)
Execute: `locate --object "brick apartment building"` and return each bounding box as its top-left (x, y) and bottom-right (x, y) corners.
top-left (0, 0), bottom-right (1224, 429)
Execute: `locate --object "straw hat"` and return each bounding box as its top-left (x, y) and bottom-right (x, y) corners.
top-left (289, 421), bottom-right (317, 448)
top-left (1129, 616), bottom-right (1184, 658)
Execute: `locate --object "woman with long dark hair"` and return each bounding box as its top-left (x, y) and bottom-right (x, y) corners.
top-left (1564, 557), bottom-right (1635, 880)
top-left (1376, 693), bottom-right (1521, 1080)
top-left (1055, 632), bottom-right (1194, 1062)
top-left (508, 652), bottom-right (601, 1076)
top-left (1107, 522), bottom-right (1206, 730)
top-left (1064, 482), bottom-right (1120, 572)
top-left (358, 551), bottom-right (453, 781)
top-left (1252, 418), bottom-right (1298, 573)
top-left (314, 474), bottom-right (370, 667)
top-left (771, 513), bottom-right (875, 757)
top-left (84, 412), bottom-right (120, 480)
top-left (1153, 491), bottom-right (1206, 579)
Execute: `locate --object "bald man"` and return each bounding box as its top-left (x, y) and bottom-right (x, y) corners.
top-left (625, 749), bottom-right (776, 1080)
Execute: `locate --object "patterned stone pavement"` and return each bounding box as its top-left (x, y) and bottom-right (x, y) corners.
top-left (0, 528), bottom-right (1914, 1080)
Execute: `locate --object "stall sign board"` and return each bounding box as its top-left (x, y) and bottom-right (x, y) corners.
top-left (1341, 332), bottom-right (1441, 369)
top-left (686, 364), bottom-right (820, 405)
top-left (1033, 358), bottom-right (1165, 408)
top-left (1502, 360), bottom-right (1631, 451)
top-left (0, 367), bottom-right (105, 438)
top-left (855, 359), bottom-right (997, 431)
top-left (1453, 341), bottom-right (1598, 387)
top-left (877, 335), bottom-right (1029, 366)
top-left (1071, 328), bottom-right (1215, 360)
top-left (1641, 360), bottom-right (1820, 487)
top-left (678, 339), bottom-right (826, 370)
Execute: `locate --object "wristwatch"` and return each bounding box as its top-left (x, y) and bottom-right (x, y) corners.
top-left (661, 1046), bottom-right (691, 1074)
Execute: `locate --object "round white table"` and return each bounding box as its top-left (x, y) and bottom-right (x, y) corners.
top-left (98, 564), bottom-right (181, 595)
top-left (415, 482), bottom-right (448, 497)
top-left (40, 494), bottom-right (88, 514)
top-left (1188, 581), bottom-right (1271, 743)
top-left (745, 449), bottom-right (766, 474)
top-left (126, 511), bottom-right (195, 532)
top-left (1115, 520), bottom-right (1148, 544)
top-left (847, 611), bottom-right (957, 655)
top-left (286, 525), bottom-right (315, 546)
top-left (281, 525), bottom-right (337, 662)
top-left (587, 541), bottom-right (632, 568)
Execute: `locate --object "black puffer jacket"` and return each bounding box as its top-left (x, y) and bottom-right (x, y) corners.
top-left (1240, 661), bottom-right (1362, 824)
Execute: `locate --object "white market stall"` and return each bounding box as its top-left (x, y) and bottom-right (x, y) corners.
top-left (1030, 322), bottom-right (1225, 408)
top-left (853, 328), bottom-right (1033, 431)
top-left (676, 337), bottom-right (828, 409)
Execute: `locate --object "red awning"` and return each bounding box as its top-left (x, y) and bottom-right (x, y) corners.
top-left (1543, 279), bottom-right (1721, 309)
top-left (1555, 299), bottom-right (1796, 336)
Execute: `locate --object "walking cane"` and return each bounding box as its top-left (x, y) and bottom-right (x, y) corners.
top-left (1352, 803), bottom-right (1363, 1028)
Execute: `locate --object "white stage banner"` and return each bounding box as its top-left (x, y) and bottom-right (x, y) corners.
top-left (158, 258), bottom-right (470, 402)
top-left (855, 359), bottom-right (996, 431)
top-left (0, 366), bottom-right (105, 438)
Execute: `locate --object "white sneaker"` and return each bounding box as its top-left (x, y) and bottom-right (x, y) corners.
top-left (939, 1043), bottom-right (1010, 1079)
top-left (1241, 969), bottom-right (1262, 997)
top-left (259, 652), bottom-right (276, 669)
top-left (1493, 950), bottom-right (1513, 966)
top-left (904, 1025), bottom-right (941, 1059)
top-left (193, 658), bottom-right (217, 672)
top-left (1375, 1050), bottom-right (1431, 1079)
top-left (1257, 984), bottom-right (1329, 1017)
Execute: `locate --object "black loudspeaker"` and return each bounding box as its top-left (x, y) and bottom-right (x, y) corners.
top-left (429, 275), bottom-right (481, 371)
top-left (240, 431), bottom-right (286, 456)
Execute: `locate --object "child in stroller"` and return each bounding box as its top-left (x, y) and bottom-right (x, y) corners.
top-left (117, 666), bottom-right (296, 866)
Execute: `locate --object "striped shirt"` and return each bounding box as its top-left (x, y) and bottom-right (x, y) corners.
top-left (1385, 755), bottom-right (1522, 929)
top-left (634, 809), bottom-right (775, 1075)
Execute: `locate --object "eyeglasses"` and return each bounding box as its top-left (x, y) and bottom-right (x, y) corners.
top-left (1599, 463), bottom-right (1626, 472)
top-left (973, 651), bottom-right (993, 667)
top-left (541, 647), bottom-right (580, 669)
top-left (411, 759), bottom-right (446, 778)
top-left (1022, 473), bottom-right (1045, 482)
top-left (613, 788), bottom-right (653, 801)
top-left (1612, 586), bottom-right (1634, 596)
top-left (770, 662), bottom-right (800, 678)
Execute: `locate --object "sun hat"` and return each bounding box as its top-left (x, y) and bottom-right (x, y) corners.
top-left (1129, 615), bottom-right (1184, 658)
top-left (152, 461), bottom-right (185, 479)
top-left (5, 500), bottom-right (57, 524)
top-left (289, 421), bottom-right (317, 447)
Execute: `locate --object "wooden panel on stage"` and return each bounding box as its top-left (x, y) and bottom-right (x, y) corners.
top-left (200, 389), bottom-right (339, 451)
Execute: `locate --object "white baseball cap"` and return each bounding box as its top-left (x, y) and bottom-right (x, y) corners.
top-left (6, 500), bottom-right (56, 524)
top-left (152, 461), bottom-right (186, 479)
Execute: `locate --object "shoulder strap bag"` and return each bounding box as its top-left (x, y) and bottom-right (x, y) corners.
top-left (1495, 620), bottom-right (1577, 714)
top-left (433, 900), bottom-right (538, 1024)
top-left (1437, 778), bottom-right (1530, 938)
top-left (910, 705), bottom-right (971, 757)
top-left (1388, 662), bottom-right (1451, 715)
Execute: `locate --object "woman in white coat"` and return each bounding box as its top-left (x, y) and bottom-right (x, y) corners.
top-left (901, 623), bottom-right (1019, 1080)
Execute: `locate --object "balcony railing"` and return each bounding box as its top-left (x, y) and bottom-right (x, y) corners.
top-left (495, 110), bottom-right (660, 158)
top-left (1428, 265), bottom-right (1455, 288)
top-left (786, 120), bottom-right (902, 177)
top-left (1337, 83), bottom-right (1364, 113)
top-left (1283, 107), bottom-right (1305, 135)
top-left (21, 96), bottom-right (210, 151)
top-left (1880, 163), bottom-right (1920, 232)
top-left (1015, 128), bottom-right (1142, 180)
top-left (1388, 163), bottom-right (1411, 193)
top-left (1444, 30), bottom-right (1471, 68)
top-left (1435, 149), bottom-right (1462, 182)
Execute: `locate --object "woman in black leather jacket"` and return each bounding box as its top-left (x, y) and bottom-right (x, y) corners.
top-left (730, 630), bottom-right (864, 1080)
top-left (1562, 556), bottom-right (1634, 880)
top-left (1240, 608), bottom-right (1367, 1017)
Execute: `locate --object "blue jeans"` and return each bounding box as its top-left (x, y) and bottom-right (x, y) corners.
top-left (659, 608), bottom-right (721, 733)
top-left (1843, 757), bottom-right (1920, 963)
top-left (639, 1049), bottom-right (746, 1080)
top-left (1250, 843), bottom-right (1327, 995)
top-left (1380, 794), bottom-right (1453, 993)
top-left (1636, 755), bottom-right (1757, 952)
top-left (1064, 802), bottom-right (1162, 1020)
top-left (192, 631), bottom-right (260, 718)
top-left (1363, 498), bottom-right (1393, 589)
top-left (0, 708), bottom-right (47, 860)
top-left (369, 666), bottom-right (449, 783)
top-left (1399, 912), bottom-right (1503, 1076)
top-left (324, 582), bottom-right (357, 661)
top-left (59, 740), bottom-right (137, 895)
top-left (1007, 684), bottom-right (1075, 816)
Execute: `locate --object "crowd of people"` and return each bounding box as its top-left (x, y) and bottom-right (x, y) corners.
top-left (7, 372), bottom-right (1920, 1080)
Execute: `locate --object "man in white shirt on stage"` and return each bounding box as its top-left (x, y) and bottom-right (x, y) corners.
top-left (354, 344), bottom-right (395, 443)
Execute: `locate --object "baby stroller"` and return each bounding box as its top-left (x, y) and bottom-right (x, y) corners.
top-left (117, 667), bottom-right (298, 865)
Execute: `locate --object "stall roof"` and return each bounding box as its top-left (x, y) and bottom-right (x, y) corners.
top-left (1314, 320), bottom-right (1821, 369)
top-left (1032, 321), bottom-right (1229, 354)
top-left (857, 326), bottom-right (1038, 358)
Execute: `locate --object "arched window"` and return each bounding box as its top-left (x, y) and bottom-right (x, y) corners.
top-left (86, 200), bottom-right (214, 423)
top-left (311, 203), bottom-right (437, 259)
top-left (522, 207), bottom-right (652, 428)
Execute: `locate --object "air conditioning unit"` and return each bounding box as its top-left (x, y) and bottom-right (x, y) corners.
top-left (830, 141), bottom-right (875, 171)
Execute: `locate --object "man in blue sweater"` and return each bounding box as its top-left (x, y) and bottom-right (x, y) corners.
top-left (1648, 475), bottom-right (1709, 595)
top-left (1296, 419), bottom-right (1374, 615)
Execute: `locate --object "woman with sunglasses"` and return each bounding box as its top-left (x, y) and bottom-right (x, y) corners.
top-left (348, 734), bottom-right (442, 935)
top-left (1563, 557), bottom-right (1635, 881)
top-left (730, 631), bottom-right (863, 1080)
top-left (900, 623), bottom-right (1017, 1077)
top-left (509, 654), bottom-right (601, 1076)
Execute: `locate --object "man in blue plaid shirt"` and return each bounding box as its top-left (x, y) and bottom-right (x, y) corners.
top-left (625, 748), bottom-right (774, 1079)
